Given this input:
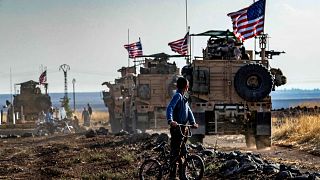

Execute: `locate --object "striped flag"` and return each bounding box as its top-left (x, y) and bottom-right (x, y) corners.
top-left (227, 0), bottom-right (265, 41)
top-left (168, 32), bottom-right (189, 55)
top-left (39, 70), bottom-right (47, 84)
top-left (124, 40), bottom-right (143, 58)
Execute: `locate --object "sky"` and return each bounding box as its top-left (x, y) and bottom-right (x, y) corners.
top-left (0, 0), bottom-right (319, 94)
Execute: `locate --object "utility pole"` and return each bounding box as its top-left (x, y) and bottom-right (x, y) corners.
top-left (72, 78), bottom-right (76, 112)
top-left (59, 64), bottom-right (70, 105)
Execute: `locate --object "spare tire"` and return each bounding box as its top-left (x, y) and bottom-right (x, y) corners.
top-left (138, 84), bottom-right (150, 100)
top-left (234, 64), bottom-right (273, 102)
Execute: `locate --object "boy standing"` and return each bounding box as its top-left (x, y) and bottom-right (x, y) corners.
top-left (166, 77), bottom-right (198, 179)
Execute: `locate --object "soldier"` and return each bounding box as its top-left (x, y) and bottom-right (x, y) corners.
top-left (73, 115), bottom-right (80, 131)
top-left (82, 107), bottom-right (90, 127)
top-left (87, 103), bottom-right (93, 118)
top-left (5, 100), bottom-right (13, 124)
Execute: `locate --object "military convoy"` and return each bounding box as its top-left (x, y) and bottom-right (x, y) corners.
top-left (102, 30), bottom-right (286, 149)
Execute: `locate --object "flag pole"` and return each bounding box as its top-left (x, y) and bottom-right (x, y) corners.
top-left (127, 29), bottom-right (130, 67)
top-left (185, 0), bottom-right (188, 32)
top-left (186, 0), bottom-right (190, 64)
top-left (188, 26), bottom-right (191, 64)
top-left (253, 0), bottom-right (256, 60)
top-left (44, 66), bottom-right (48, 94)
top-left (263, 0), bottom-right (266, 34)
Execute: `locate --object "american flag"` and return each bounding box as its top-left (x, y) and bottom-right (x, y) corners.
top-left (39, 70), bottom-right (47, 84)
top-left (168, 32), bottom-right (189, 55)
top-left (124, 40), bottom-right (143, 58)
top-left (227, 0), bottom-right (265, 41)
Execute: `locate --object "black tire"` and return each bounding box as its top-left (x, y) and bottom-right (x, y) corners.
top-left (110, 118), bottom-right (122, 133)
top-left (255, 135), bottom-right (271, 149)
top-left (139, 159), bottom-right (162, 180)
top-left (234, 64), bottom-right (273, 102)
top-left (181, 155), bottom-right (204, 180)
top-left (245, 130), bottom-right (256, 148)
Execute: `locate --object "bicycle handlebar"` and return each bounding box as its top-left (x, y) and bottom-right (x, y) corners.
top-left (176, 124), bottom-right (193, 138)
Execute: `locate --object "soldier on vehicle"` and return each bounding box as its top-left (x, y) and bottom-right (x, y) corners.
top-left (166, 77), bottom-right (198, 179)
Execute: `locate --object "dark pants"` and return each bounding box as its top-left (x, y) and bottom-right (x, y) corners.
top-left (169, 126), bottom-right (186, 178)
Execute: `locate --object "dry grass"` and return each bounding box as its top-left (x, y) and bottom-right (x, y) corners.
top-left (74, 111), bottom-right (109, 124)
top-left (296, 102), bottom-right (320, 108)
top-left (273, 114), bottom-right (320, 147)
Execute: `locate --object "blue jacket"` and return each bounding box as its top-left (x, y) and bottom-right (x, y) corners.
top-left (166, 90), bottom-right (195, 125)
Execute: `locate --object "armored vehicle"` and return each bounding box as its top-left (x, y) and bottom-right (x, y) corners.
top-left (102, 53), bottom-right (181, 133)
top-left (13, 80), bottom-right (52, 121)
top-left (102, 66), bottom-right (136, 133)
top-left (182, 30), bottom-right (286, 149)
top-left (102, 30), bottom-right (286, 149)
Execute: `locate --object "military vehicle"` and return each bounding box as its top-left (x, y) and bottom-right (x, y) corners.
top-left (102, 53), bottom-right (182, 133)
top-left (182, 30), bottom-right (286, 149)
top-left (102, 66), bottom-right (136, 133)
top-left (13, 80), bottom-right (52, 121)
top-left (102, 30), bottom-right (286, 149)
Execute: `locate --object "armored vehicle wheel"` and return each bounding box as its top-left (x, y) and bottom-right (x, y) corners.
top-left (245, 130), bottom-right (256, 148)
top-left (110, 118), bottom-right (122, 133)
top-left (255, 135), bottom-right (271, 149)
top-left (234, 64), bottom-right (273, 102)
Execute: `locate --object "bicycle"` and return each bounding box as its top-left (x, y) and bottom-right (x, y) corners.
top-left (139, 124), bottom-right (205, 180)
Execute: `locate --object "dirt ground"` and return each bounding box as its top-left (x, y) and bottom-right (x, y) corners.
top-left (0, 128), bottom-right (319, 179)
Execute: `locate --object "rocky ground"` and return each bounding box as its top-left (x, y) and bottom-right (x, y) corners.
top-left (0, 127), bottom-right (320, 179)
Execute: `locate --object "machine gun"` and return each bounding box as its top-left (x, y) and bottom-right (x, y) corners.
top-left (255, 50), bottom-right (285, 59)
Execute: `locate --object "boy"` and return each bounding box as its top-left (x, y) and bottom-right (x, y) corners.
top-left (166, 77), bottom-right (198, 179)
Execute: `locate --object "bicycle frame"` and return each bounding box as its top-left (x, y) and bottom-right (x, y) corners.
top-left (156, 124), bottom-right (194, 176)
top-left (139, 124), bottom-right (204, 180)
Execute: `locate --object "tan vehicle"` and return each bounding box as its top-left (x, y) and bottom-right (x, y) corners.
top-left (102, 30), bottom-right (286, 149)
top-left (102, 53), bottom-right (181, 133)
top-left (13, 80), bottom-right (52, 121)
top-left (183, 30), bottom-right (286, 148)
top-left (102, 66), bottom-right (136, 133)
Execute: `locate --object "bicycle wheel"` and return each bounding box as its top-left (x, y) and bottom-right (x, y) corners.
top-left (139, 159), bottom-right (162, 180)
top-left (181, 155), bottom-right (204, 180)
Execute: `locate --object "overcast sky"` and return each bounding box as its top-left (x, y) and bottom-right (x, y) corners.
top-left (0, 0), bottom-right (319, 93)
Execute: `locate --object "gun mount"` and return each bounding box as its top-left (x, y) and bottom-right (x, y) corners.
top-left (256, 50), bottom-right (286, 59)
